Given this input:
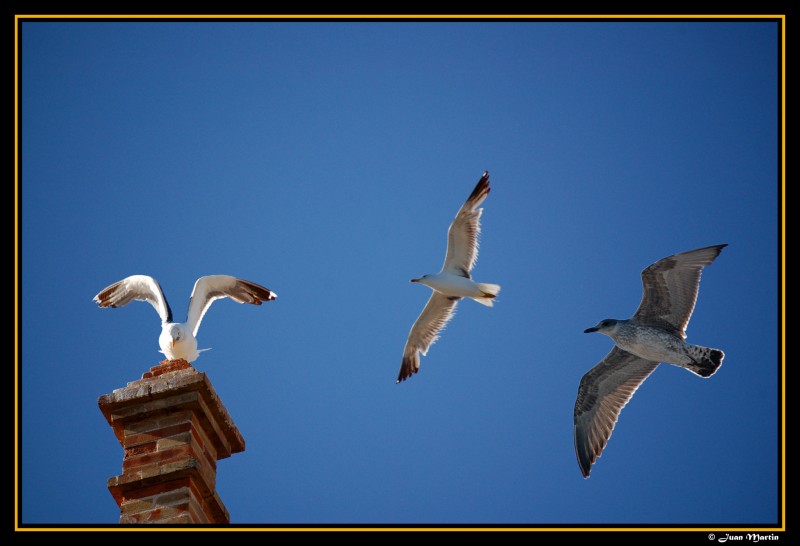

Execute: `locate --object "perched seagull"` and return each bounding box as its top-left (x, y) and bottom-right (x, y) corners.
top-left (574, 244), bottom-right (727, 478)
top-left (93, 274), bottom-right (276, 362)
top-left (397, 171), bottom-right (501, 383)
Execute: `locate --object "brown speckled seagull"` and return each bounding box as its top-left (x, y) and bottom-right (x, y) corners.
top-left (574, 244), bottom-right (727, 478)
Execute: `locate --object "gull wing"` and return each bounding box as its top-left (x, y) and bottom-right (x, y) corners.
top-left (397, 292), bottom-right (460, 382)
top-left (442, 171), bottom-right (491, 278)
top-left (93, 274), bottom-right (172, 324)
top-left (632, 244), bottom-right (727, 337)
top-left (574, 346), bottom-right (660, 478)
top-left (186, 275), bottom-right (277, 337)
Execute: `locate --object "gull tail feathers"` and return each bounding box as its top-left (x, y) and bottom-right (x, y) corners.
top-left (685, 346), bottom-right (724, 378)
top-left (472, 283), bottom-right (501, 307)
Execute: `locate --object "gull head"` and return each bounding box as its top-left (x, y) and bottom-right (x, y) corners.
top-left (168, 324), bottom-right (184, 345)
top-left (584, 319), bottom-right (620, 335)
top-left (410, 274), bottom-right (435, 288)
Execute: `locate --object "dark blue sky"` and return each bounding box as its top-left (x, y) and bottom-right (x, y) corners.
top-left (18, 18), bottom-right (782, 528)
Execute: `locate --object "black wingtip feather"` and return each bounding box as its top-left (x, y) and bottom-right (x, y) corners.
top-left (396, 355), bottom-right (419, 383)
top-left (466, 171), bottom-right (491, 203)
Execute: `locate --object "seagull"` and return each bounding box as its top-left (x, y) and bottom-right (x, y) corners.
top-left (93, 275), bottom-right (276, 362)
top-left (397, 171), bottom-right (501, 383)
top-left (574, 244), bottom-right (727, 478)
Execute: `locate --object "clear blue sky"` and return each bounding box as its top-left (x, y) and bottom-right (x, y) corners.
top-left (18, 18), bottom-right (781, 528)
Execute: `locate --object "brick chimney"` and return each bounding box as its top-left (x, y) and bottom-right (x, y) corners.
top-left (98, 360), bottom-right (245, 524)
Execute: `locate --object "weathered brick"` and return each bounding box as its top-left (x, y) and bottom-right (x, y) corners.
top-left (187, 499), bottom-right (207, 523)
top-left (119, 498), bottom-right (154, 514)
top-left (146, 359), bottom-right (192, 378)
top-left (112, 393), bottom-right (200, 422)
top-left (155, 431), bottom-right (192, 451)
top-left (149, 504), bottom-right (188, 520)
top-left (122, 445), bottom-right (195, 471)
top-left (122, 410), bottom-right (194, 436)
top-left (155, 513), bottom-right (193, 524)
top-left (186, 419), bottom-right (218, 473)
top-left (116, 475), bottom-right (193, 503)
top-left (100, 363), bottom-right (243, 524)
top-left (122, 508), bottom-right (195, 525)
top-left (154, 487), bottom-right (192, 507)
top-left (125, 422), bottom-right (192, 447)
top-left (124, 442), bottom-right (157, 458)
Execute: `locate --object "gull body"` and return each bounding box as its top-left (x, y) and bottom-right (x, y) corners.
top-left (574, 244), bottom-right (727, 478)
top-left (583, 319), bottom-right (720, 376)
top-left (411, 271), bottom-right (498, 302)
top-left (158, 322), bottom-right (200, 362)
top-left (94, 274), bottom-right (276, 363)
top-left (398, 171), bottom-right (501, 383)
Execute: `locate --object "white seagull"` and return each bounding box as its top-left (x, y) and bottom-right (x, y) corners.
top-left (574, 244), bottom-right (727, 478)
top-left (397, 171), bottom-right (501, 383)
top-left (93, 274), bottom-right (277, 363)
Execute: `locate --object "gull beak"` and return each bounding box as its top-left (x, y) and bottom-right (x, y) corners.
top-left (584, 327), bottom-right (599, 333)
top-left (410, 278), bottom-right (419, 283)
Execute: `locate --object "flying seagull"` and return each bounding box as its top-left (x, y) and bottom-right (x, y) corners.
top-left (574, 244), bottom-right (727, 478)
top-left (93, 275), bottom-right (276, 362)
top-left (397, 171), bottom-right (501, 383)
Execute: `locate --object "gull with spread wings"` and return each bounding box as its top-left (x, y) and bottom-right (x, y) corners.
top-left (94, 274), bottom-right (276, 363)
top-left (574, 244), bottom-right (727, 477)
top-left (397, 171), bottom-right (501, 383)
